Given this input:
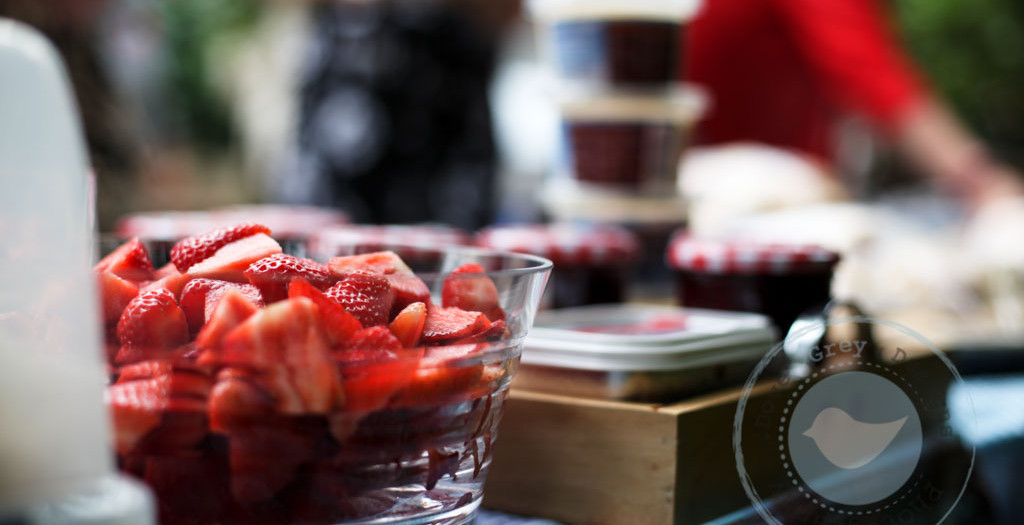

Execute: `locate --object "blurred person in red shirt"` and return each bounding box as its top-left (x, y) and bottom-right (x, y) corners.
top-left (684, 0), bottom-right (1023, 207)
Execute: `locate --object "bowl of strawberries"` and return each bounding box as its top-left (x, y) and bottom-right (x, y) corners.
top-left (94, 223), bottom-right (551, 525)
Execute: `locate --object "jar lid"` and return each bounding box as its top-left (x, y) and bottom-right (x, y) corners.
top-left (524, 304), bottom-right (775, 371)
top-left (476, 223), bottom-right (639, 266)
top-left (666, 232), bottom-right (840, 274)
top-left (308, 224), bottom-right (472, 258)
top-left (559, 85), bottom-right (708, 124)
top-left (115, 205), bottom-right (349, 240)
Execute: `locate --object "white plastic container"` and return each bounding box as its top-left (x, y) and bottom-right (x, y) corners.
top-left (517, 304), bottom-right (776, 401)
top-left (0, 18), bottom-right (152, 523)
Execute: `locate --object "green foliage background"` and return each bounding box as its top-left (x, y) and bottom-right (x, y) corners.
top-left (895, 0), bottom-right (1024, 166)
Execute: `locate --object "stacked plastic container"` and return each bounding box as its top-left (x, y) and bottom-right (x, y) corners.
top-left (526, 0), bottom-right (706, 287)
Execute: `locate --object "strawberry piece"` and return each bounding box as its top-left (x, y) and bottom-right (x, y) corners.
top-left (245, 253), bottom-right (334, 303)
top-left (325, 271), bottom-right (394, 327)
top-left (343, 326), bottom-right (404, 352)
top-left (218, 298), bottom-right (344, 414)
top-left (141, 272), bottom-right (191, 300)
top-left (153, 262), bottom-right (181, 280)
top-left (117, 288), bottom-right (189, 354)
top-left (420, 306), bottom-right (487, 344)
top-left (288, 278), bottom-right (362, 347)
top-left (196, 289), bottom-right (260, 350)
top-left (442, 263), bottom-right (505, 321)
top-left (394, 344), bottom-right (484, 406)
top-left (170, 222), bottom-right (271, 272)
top-left (95, 237), bottom-right (155, 282)
top-left (452, 319), bottom-right (507, 344)
top-left (208, 371), bottom-right (275, 432)
top-left (335, 345), bottom-right (424, 414)
top-left (389, 301), bottom-right (426, 348)
top-left (105, 377), bottom-right (167, 454)
top-left (98, 271), bottom-right (139, 327)
top-left (187, 233), bottom-right (282, 283)
top-left (179, 278), bottom-right (223, 332)
top-left (116, 360), bottom-right (173, 382)
top-left (223, 421), bottom-right (320, 505)
top-left (203, 283), bottom-right (263, 322)
top-left (328, 251), bottom-right (430, 315)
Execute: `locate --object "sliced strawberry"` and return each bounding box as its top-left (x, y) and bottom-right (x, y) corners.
top-left (328, 251), bottom-right (429, 315)
top-left (117, 288), bottom-right (189, 354)
top-left (394, 344), bottom-right (484, 406)
top-left (96, 237), bottom-right (155, 282)
top-left (203, 283), bottom-right (263, 323)
top-left (208, 371), bottom-right (275, 432)
top-left (105, 377), bottom-right (167, 454)
top-left (442, 263), bottom-right (505, 321)
top-left (451, 319), bottom-right (507, 344)
top-left (179, 278), bottom-right (223, 332)
top-left (343, 326), bottom-right (404, 352)
top-left (196, 289), bottom-right (260, 350)
top-left (389, 302), bottom-right (426, 348)
top-left (335, 345), bottom-right (424, 414)
top-left (187, 233), bottom-right (282, 283)
top-left (170, 222), bottom-right (271, 272)
top-left (98, 271), bottom-right (139, 327)
top-left (218, 298), bottom-right (344, 414)
top-left (325, 271), bottom-right (394, 327)
top-left (153, 262), bottom-right (181, 280)
top-left (245, 253), bottom-right (334, 303)
top-left (420, 306), bottom-right (487, 344)
top-left (141, 272), bottom-right (191, 300)
top-left (288, 278), bottom-right (362, 347)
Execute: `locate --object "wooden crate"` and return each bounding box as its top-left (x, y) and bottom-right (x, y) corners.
top-left (483, 384), bottom-right (782, 525)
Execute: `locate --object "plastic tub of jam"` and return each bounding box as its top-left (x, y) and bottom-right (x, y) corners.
top-left (517, 304), bottom-right (775, 401)
top-left (308, 224), bottom-right (472, 273)
top-left (559, 89), bottom-right (706, 194)
top-left (476, 223), bottom-right (639, 309)
top-left (666, 233), bottom-right (841, 335)
top-left (528, 0), bottom-right (703, 89)
top-left (95, 226), bottom-right (551, 525)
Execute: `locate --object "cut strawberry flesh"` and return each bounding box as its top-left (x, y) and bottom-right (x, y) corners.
top-left (98, 271), bottom-right (139, 327)
top-left (196, 289), bottom-right (260, 350)
top-left (324, 271), bottom-right (394, 327)
top-left (388, 302), bottom-right (426, 348)
top-left (441, 263), bottom-right (505, 322)
top-left (394, 345), bottom-right (485, 406)
top-left (420, 306), bottom-right (487, 344)
top-left (188, 234), bottom-right (282, 283)
top-left (288, 278), bottom-right (363, 347)
top-left (328, 251), bottom-right (429, 316)
top-left (96, 237), bottom-right (155, 283)
top-left (203, 283), bottom-right (263, 323)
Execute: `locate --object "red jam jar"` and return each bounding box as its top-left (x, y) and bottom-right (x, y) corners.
top-left (476, 224), bottom-right (639, 309)
top-left (666, 233), bottom-right (840, 334)
top-left (307, 224), bottom-right (472, 272)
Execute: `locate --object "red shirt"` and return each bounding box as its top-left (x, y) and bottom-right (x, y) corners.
top-left (684, 0), bottom-right (927, 160)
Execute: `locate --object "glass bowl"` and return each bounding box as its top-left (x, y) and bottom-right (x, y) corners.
top-left (98, 237), bottom-right (551, 525)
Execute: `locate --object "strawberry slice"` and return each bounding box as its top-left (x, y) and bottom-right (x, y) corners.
top-left (105, 377), bottom-right (167, 454)
top-left (343, 326), bottom-right (404, 352)
top-left (170, 223), bottom-right (271, 272)
top-left (394, 344), bottom-right (484, 406)
top-left (95, 237), bottom-right (155, 282)
top-left (218, 298), bottom-right (344, 414)
top-left (208, 370), bottom-right (275, 432)
top-left (288, 278), bottom-right (362, 347)
top-left (245, 253), bottom-right (334, 303)
top-left (389, 302), bottom-right (426, 348)
top-left (335, 344), bottom-right (424, 414)
top-left (203, 283), bottom-right (263, 323)
top-left (420, 306), bottom-right (487, 344)
top-left (98, 271), bottom-right (139, 327)
top-left (117, 288), bottom-right (190, 354)
top-left (187, 233), bottom-right (282, 283)
top-left (442, 263), bottom-right (505, 321)
top-left (153, 262), bottom-right (181, 280)
top-left (141, 272), bottom-right (191, 300)
top-left (195, 289), bottom-right (260, 350)
top-left (325, 271), bottom-right (394, 327)
top-left (328, 251), bottom-right (429, 315)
